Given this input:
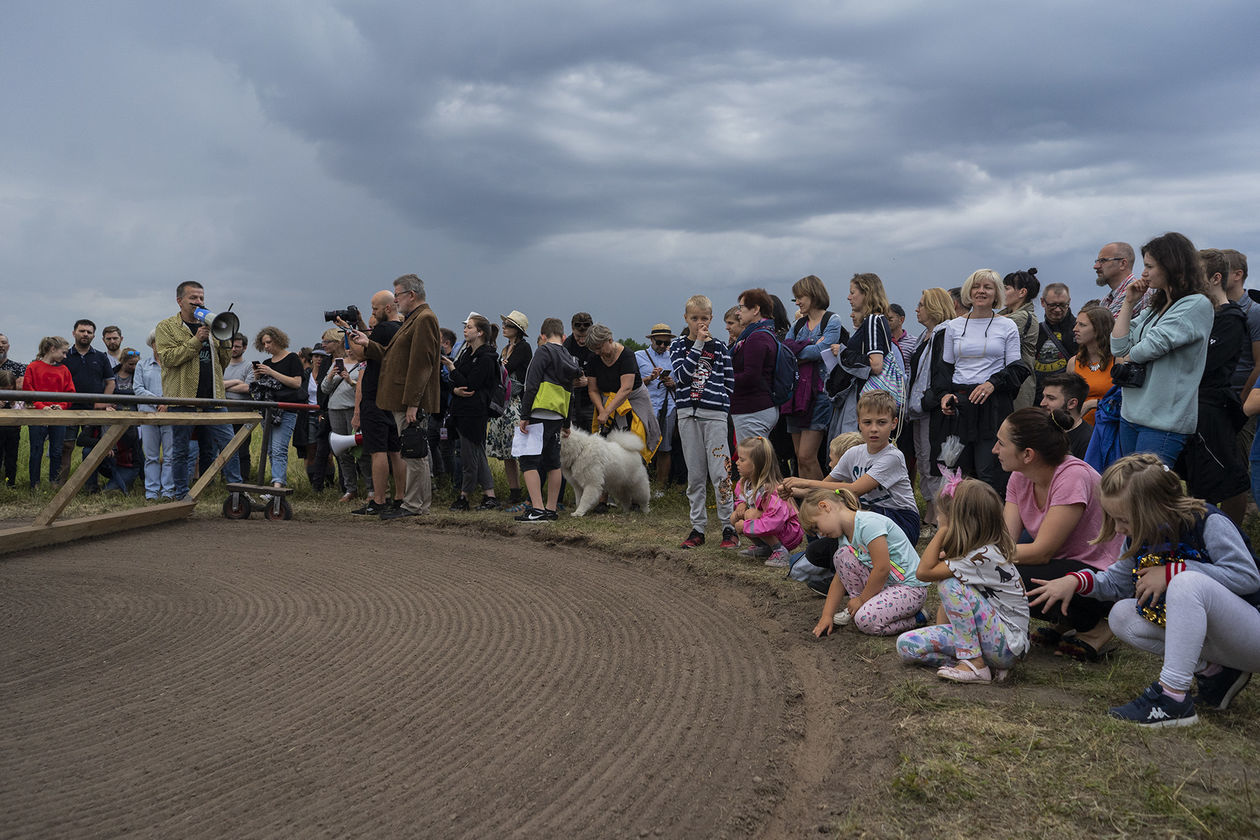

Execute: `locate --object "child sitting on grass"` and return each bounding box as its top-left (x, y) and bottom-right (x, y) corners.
top-left (896, 478), bottom-right (1030, 683)
top-left (799, 487), bottom-right (929, 636)
top-left (731, 435), bottom-right (804, 567)
top-left (1029, 453), bottom-right (1260, 727)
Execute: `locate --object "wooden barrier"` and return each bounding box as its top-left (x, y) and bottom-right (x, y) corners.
top-left (0, 410), bottom-right (261, 556)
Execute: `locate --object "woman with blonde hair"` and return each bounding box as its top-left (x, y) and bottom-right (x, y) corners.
top-left (931, 269), bottom-right (1027, 494)
top-left (907, 287), bottom-right (955, 524)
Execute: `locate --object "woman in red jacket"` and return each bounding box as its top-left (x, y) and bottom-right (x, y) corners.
top-left (22, 336), bottom-right (76, 488)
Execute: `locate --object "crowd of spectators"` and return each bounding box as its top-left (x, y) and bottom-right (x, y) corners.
top-left (3, 238), bottom-right (1259, 727)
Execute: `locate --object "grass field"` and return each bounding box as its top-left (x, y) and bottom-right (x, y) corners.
top-left (2, 427), bottom-right (1258, 838)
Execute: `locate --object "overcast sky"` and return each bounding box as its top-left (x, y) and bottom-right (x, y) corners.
top-left (3, 1), bottom-right (1258, 365)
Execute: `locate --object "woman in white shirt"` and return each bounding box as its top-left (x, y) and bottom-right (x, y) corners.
top-left (931, 269), bottom-right (1029, 495)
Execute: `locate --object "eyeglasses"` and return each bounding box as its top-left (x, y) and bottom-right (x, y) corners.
top-left (1043, 302), bottom-right (1070, 309)
top-left (652, 340), bottom-right (669, 347)
top-left (1094, 257), bottom-right (1124, 265)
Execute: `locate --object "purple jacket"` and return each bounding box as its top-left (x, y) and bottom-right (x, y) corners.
top-left (731, 319), bottom-right (777, 414)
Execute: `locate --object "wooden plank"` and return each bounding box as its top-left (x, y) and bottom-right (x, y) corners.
top-left (0, 410), bottom-right (262, 427)
top-left (34, 423), bottom-right (131, 527)
top-left (0, 502), bottom-right (196, 557)
top-left (188, 423), bottom-right (258, 502)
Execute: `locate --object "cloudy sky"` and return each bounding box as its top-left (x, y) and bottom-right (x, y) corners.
top-left (3, 1), bottom-right (1258, 364)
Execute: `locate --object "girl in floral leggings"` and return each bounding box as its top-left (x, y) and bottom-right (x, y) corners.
top-left (896, 478), bottom-right (1030, 683)
top-left (799, 488), bottom-right (929, 637)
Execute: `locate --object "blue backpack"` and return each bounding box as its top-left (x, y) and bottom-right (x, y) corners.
top-left (756, 326), bottom-right (799, 407)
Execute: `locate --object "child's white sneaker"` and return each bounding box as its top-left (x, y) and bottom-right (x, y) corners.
top-left (832, 608), bottom-right (852, 627)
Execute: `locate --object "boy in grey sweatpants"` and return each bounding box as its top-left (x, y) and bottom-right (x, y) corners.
top-left (670, 295), bottom-right (737, 549)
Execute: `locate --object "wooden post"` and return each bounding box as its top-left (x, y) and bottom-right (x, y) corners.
top-left (188, 423), bottom-right (257, 501)
top-left (33, 422), bottom-right (130, 526)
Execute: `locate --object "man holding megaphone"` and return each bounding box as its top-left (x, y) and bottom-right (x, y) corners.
top-left (154, 280), bottom-right (244, 499)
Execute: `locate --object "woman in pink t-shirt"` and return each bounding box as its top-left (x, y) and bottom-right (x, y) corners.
top-left (993, 406), bottom-right (1126, 661)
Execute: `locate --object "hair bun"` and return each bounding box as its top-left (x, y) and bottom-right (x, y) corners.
top-left (1050, 408), bottom-right (1072, 432)
top-left (1027, 267), bottom-right (1038, 276)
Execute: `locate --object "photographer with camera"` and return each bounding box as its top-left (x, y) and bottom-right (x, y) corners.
top-left (347, 274), bottom-right (440, 519)
top-left (1110, 232), bottom-right (1213, 466)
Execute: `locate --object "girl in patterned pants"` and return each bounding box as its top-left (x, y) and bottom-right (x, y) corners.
top-left (897, 478), bottom-right (1031, 683)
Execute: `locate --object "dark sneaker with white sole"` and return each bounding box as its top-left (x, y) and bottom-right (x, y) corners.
top-left (1195, 667), bottom-right (1251, 711)
top-left (1108, 682), bottom-right (1198, 728)
top-left (515, 507), bottom-right (548, 522)
top-left (352, 501), bottom-right (384, 516)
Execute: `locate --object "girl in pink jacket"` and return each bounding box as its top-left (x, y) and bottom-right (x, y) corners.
top-left (731, 435), bottom-right (804, 567)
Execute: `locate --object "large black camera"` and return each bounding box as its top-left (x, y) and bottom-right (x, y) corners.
top-left (1110, 361), bottom-right (1147, 388)
top-left (323, 305), bottom-right (361, 324)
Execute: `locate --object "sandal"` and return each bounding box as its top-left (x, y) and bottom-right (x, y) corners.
top-left (937, 659), bottom-right (992, 683)
top-left (1055, 637), bottom-right (1111, 662)
top-left (1030, 626), bottom-right (1074, 648)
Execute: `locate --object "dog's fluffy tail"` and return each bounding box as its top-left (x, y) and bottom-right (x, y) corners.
top-left (606, 430), bottom-right (643, 454)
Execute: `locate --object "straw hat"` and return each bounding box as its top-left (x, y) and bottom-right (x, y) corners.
top-left (501, 310), bottom-right (529, 333)
top-left (645, 323), bottom-right (676, 341)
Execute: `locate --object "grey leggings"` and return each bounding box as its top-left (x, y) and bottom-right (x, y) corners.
top-left (1108, 571), bottom-right (1260, 692)
top-left (459, 434), bottom-right (494, 497)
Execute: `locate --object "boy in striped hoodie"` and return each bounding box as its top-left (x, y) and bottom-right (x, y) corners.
top-left (671, 295), bottom-right (738, 549)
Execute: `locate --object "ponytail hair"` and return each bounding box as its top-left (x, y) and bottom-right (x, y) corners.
top-left (1003, 406), bottom-right (1072, 466)
top-left (798, 486), bottom-right (860, 533)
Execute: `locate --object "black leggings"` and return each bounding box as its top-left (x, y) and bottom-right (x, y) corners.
top-left (1018, 556), bottom-right (1112, 633)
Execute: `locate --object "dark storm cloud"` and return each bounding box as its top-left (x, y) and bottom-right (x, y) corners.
top-left (182, 0), bottom-right (1260, 252)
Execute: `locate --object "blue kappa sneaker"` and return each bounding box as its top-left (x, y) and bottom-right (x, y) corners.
top-left (1108, 682), bottom-right (1198, 728)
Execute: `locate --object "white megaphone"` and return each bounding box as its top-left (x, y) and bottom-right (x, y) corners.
top-left (330, 431), bottom-right (364, 456)
top-left (192, 304), bottom-right (240, 341)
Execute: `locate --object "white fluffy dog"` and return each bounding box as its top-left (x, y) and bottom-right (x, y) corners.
top-left (560, 429), bottom-right (650, 516)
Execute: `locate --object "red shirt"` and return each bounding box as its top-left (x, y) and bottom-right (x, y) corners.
top-left (22, 359), bottom-right (76, 409)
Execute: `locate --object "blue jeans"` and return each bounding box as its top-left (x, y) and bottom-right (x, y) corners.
top-left (171, 407), bottom-right (243, 498)
top-left (27, 424), bottom-right (66, 488)
top-left (1117, 417), bottom-right (1188, 466)
top-left (266, 411), bottom-right (298, 486)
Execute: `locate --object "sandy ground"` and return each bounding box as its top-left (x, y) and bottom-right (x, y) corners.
top-left (1, 518), bottom-right (895, 839)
